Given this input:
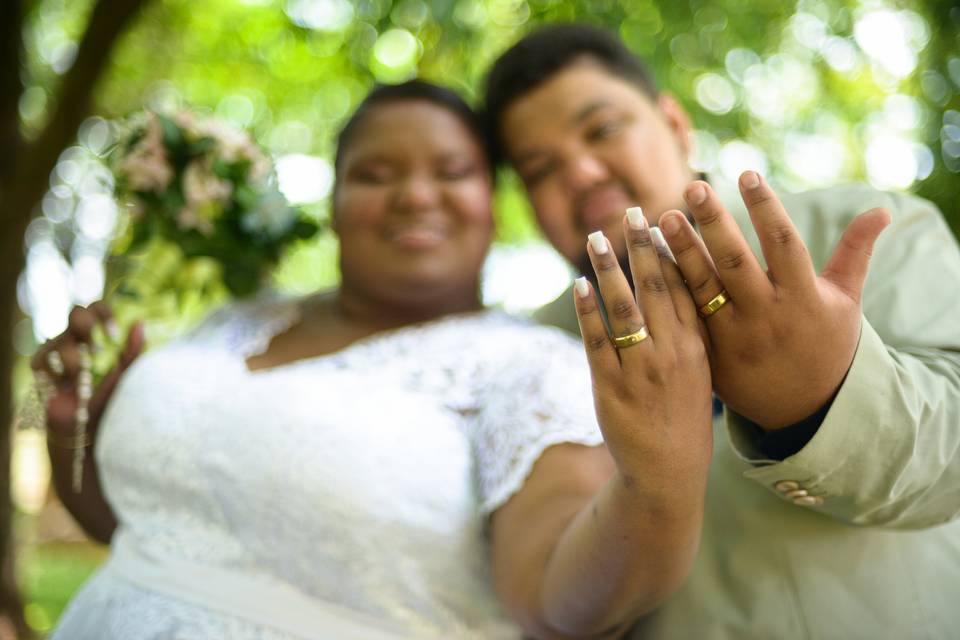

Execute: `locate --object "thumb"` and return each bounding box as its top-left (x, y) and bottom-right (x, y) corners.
top-left (90, 321), bottom-right (146, 419)
top-left (821, 208), bottom-right (891, 301)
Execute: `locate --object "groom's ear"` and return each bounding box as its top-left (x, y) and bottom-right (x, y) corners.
top-left (657, 94), bottom-right (693, 159)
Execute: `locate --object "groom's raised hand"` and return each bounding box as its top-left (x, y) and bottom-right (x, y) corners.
top-left (658, 171), bottom-right (891, 429)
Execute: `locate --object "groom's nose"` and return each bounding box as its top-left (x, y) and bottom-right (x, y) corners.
top-left (562, 152), bottom-right (609, 194)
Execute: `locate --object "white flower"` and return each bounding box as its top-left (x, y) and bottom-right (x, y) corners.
top-left (241, 189), bottom-right (297, 239)
top-left (247, 154), bottom-right (273, 189)
top-left (195, 118), bottom-right (260, 164)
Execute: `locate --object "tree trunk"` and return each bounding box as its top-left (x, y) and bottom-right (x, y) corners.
top-left (0, 0), bottom-right (151, 633)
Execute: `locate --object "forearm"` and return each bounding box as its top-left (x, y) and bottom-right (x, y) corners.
top-left (47, 442), bottom-right (117, 543)
top-left (537, 469), bottom-right (705, 636)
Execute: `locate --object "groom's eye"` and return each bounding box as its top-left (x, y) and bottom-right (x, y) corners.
top-left (587, 120), bottom-right (622, 142)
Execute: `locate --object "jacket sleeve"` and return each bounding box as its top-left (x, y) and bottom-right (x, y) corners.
top-left (726, 187), bottom-right (960, 529)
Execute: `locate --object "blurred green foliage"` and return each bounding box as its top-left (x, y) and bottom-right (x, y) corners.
top-left (14, 0), bottom-right (960, 632)
top-left (22, 0), bottom-right (960, 262)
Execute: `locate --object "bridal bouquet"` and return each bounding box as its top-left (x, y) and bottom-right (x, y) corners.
top-left (109, 109), bottom-right (318, 300)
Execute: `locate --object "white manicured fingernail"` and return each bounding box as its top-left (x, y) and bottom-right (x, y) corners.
top-left (626, 207), bottom-right (646, 230)
top-left (588, 231), bottom-right (609, 255)
top-left (574, 276), bottom-right (590, 298)
top-left (650, 227), bottom-right (675, 261)
top-left (106, 320), bottom-right (121, 342)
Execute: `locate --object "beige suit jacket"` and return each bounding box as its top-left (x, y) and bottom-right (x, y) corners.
top-left (534, 182), bottom-right (960, 639)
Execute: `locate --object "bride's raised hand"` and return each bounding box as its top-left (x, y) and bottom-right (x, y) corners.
top-left (574, 208), bottom-right (714, 499)
top-left (31, 301), bottom-right (145, 442)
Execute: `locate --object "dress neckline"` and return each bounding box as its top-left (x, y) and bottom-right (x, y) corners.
top-left (240, 292), bottom-right (498, 376)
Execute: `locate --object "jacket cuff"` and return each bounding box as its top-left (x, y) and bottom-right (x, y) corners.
top-left (724, 319), bottom-right (887, 516)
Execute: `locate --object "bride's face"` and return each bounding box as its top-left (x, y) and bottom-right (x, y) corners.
top-left (333, 100), bottom-right (494, 304)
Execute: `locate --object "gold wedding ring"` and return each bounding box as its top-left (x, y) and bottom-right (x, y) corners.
top-left (612, 326), bottom-right (649, 349)
top-left (698, 289), bottom-right (731, 318)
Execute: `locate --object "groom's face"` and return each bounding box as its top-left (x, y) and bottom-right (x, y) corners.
top-left (500, 61), bottom-right (694, 267)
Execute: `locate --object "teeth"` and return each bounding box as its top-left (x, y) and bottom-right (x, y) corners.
top-left (391, 227), bottom-right (446, 245)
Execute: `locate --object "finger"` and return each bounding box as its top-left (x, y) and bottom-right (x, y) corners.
top-left (658, 211), bottom-right (733, 320)
top-left (32, 339), bottom-right (62, 376)
top-left (586, 231), bottom-right (649, 353)
top-left (649, 227), bottom-right (699, 329)
top-left (57, 339), bottom-right (82, 385)
top-left (87, 300), bottom-right (121, 342)
top-left (738, 171), bottom-right (817, 291)
top-left (683, 180), bottom-right (770, 306)
top-left (67, 304), bottom-right (101, 344)
top-left (573, 278), bottom-right (621, 375)
top-left (821, 208), bottom-right (891, 301)
top-left (624, 208), bottom-right (674, 339)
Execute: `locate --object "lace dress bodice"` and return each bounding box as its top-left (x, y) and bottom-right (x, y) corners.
top-left (52, 293), bottom-right (604, 639)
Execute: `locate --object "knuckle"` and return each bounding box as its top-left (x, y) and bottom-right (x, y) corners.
top-left (610, 298), bottom-right (636, 320)
top-left (585, 334), bottom-right (610, 353)
top-left (639, 274), bottom-right (669, 295)
top-left (715, 250), bottom-right (747, 272)
top-left (767, 225), bottom-right (794, 246)
top-left (688, 274), bottom-right (718, 297)
top-left (696, 207), bottom-right (723, 228)
top-left (627, 231), bottom-right (653, 250)
top-left (595, 259), bottom-right (619, 274)
top-left (89, 300), bottom-right (113, 317)
top-left (748, 191), bottom-right (775, 207)
top-left (671, 241), bottom-right (699, 262)
top-left (643, 366), bottom-right (667, 387)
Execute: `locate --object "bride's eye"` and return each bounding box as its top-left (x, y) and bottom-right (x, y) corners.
top-left (353, 164), bottom-right (394, 184)
top-left (438, 162), bottom-right (477, 181)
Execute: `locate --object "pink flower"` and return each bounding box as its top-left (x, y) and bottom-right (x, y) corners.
top-left (182, 160), bottom-right (233, 207)
top-left (116, 116), bottom-right (173, 194)
top-left (175, 205), bottom-right (215, 236)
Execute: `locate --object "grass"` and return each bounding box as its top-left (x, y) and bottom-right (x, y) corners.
top-left (17, 541), bottom-right (107, 636)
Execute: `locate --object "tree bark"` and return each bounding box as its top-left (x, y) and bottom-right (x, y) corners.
top-left (0, 0), bottom-right (150, 633)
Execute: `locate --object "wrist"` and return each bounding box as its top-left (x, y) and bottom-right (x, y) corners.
top-left (47, 430), bottom-right (94, 450)
top-left (612, 467), bottom-right (707, 522)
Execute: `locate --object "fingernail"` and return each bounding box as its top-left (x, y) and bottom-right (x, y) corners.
top-left (650, 227), bottom-right (675, 260)
top-left (626, 206), bottom-right (646, 230)
top-left (660, 214), bottom-right (681, 236)
top-left (106, 320), bottom-right (121, 342)
top-left (742, 171), bottom-right (760, 189)
top-left (574, 276), bottom-right (590, 298)
top-left (686, 183), bottom-right (707, 206)
top-left (588, 231), bottom-right (609, 255)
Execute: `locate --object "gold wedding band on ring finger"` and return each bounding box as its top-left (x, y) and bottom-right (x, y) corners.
top-left (698, 289), bottom-right (731, 319)
top-left (613, 325), bottom-right (650, 349)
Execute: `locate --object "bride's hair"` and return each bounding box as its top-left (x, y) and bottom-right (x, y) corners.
top-left (332, 80), bottom-right (492, 179)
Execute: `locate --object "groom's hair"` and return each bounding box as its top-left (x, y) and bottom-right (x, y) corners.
top-left (483, 24), bottom-right (659, 165)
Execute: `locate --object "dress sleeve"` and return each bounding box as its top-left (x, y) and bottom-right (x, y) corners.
top-left (468, 322), bottom-right (605, 517)
top-left (726, 189), bottom-right (960, 528)
top-left (182, 291), bottom-right (300, 357)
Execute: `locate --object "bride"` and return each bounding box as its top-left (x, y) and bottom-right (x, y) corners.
top-left (34, 80), bottom-right (712, 639)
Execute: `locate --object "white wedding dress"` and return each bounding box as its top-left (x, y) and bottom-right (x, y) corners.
top-left (52, 292), bottom-right (605, 639)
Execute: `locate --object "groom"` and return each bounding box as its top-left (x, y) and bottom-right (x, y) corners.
top-left (483, 24), bottom-right (960, 638)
